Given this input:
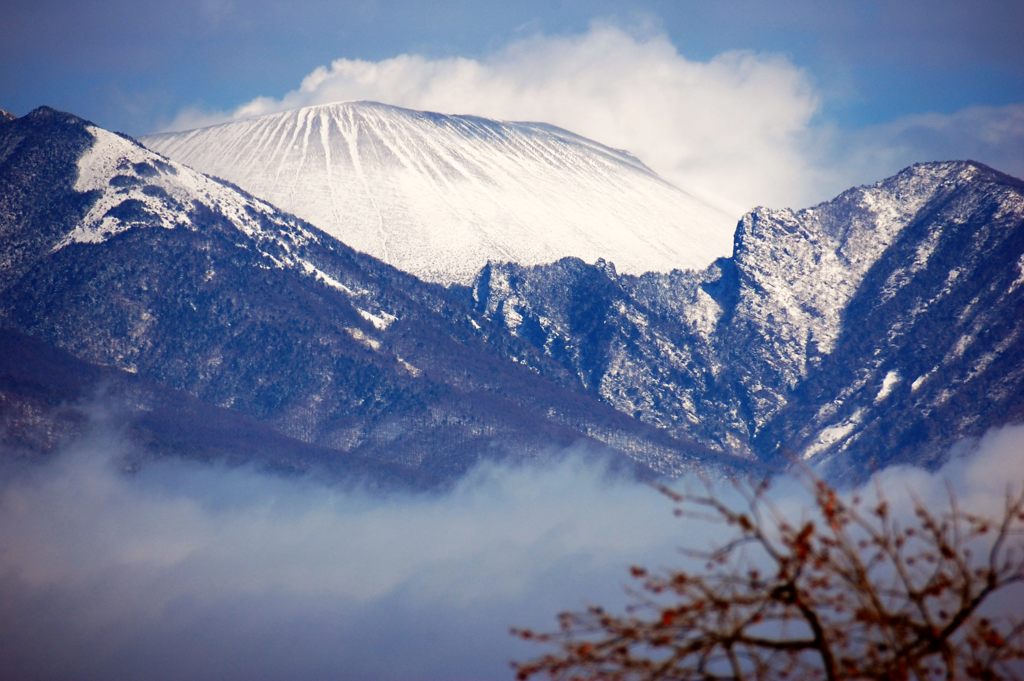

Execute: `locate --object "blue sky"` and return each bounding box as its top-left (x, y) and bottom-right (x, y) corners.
top-left (3, 0), bottom-right (1023, 209)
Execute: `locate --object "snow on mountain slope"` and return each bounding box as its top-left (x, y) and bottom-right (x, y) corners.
top-left (2, 107), bottom-right (739, 483)
top-left (143, 101), bottom-right (734, 284)
top-left (718, 162), bottom-right (981, 429)
top-left (58, 125), bottom-right (307, 253)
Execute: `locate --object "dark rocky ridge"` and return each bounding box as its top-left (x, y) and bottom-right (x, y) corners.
top-left (473, 162), bottom-right (1024, 477)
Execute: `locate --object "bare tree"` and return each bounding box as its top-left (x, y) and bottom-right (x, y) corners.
top-left (513, 473), bottom-right (1024, 680)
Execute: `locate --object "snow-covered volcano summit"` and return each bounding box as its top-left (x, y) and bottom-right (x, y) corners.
top-left (143, 101), bottom-right (734, 284)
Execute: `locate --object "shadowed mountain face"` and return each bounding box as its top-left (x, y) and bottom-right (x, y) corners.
top-left (0, 107), bottom-right (735, 486)
top-left (1, 107), bottom-right (1022, 485)
top-left (142, 101), bottom-right (733, 284)
top-left (0, 327), bottom-right (438, 488)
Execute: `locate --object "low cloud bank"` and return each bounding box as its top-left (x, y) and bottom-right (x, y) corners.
top-left (164, 23), bottom-right (1024, 218)
top-left (0, 423), bottom-right (1021, 680)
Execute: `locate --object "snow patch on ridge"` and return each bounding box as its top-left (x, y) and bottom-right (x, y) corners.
top-left (874, 370), bottom-right (900, 403)
top-left (55, 126), bottom-right (377, 306)
top-left (358, 308), bottom-right (396, 331)
top-left (345, 326), bottom-right (381, 351)
top-left (1011, 254), bottom-right (1024, 293)
top-left (58, 125), bottom-right (287, 250)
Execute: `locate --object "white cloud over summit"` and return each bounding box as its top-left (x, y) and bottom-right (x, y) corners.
top-left (165, 23), bottom-right (1024, 219)
top-left (165, 24), bottom-right (821, 215)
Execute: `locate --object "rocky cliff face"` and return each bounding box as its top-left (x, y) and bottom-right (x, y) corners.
top-left (472, 162), bottom-right (1024, 475)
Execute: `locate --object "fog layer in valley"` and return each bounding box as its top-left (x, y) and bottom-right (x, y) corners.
top-left (0, 418), bottom-right (1021, 681)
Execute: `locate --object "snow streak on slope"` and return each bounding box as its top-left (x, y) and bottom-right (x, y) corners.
top-left (143, 101), bottom-right (734, 284)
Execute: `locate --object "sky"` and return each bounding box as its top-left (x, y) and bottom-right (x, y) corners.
top-left (3, 0), bottom-right (1024, 210)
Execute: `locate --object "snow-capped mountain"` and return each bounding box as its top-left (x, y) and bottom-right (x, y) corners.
top-left (142, 101), bottom-right (734, 284)
top-left (0, 107), bottom-right (732, 485)
top-left (2, 106), bottom-right (1022, 485)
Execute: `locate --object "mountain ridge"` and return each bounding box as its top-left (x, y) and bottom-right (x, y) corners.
top-left (470, 158), bottom-right (1024, 473)
top-left (2, 106), bottom-right (1022, 485)
top-left (0, 106), bottom-right (740, 484)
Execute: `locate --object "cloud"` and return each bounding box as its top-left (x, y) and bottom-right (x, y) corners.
top-left (162, 23), bottom-right (822, 216)
top-left (161, 23), bottom-right (1024, 220)
top-left (0, 428), bottom-right (685, 681)
top-left (1, 417), bottom-right (1022, 680)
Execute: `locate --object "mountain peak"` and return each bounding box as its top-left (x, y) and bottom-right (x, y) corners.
top-left (143, 102), bottom-right (735, 284)
top-left (23, 105), bottom-right (86, 125)
top-left (887, 159), bottom-right (1024, 193)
